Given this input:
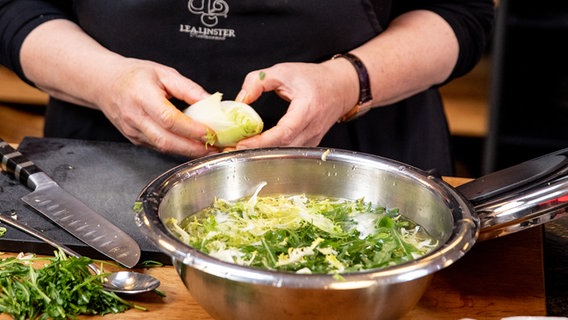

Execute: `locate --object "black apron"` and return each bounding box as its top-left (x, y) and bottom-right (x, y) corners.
top-left (45, 0), bottom-right (454, 175)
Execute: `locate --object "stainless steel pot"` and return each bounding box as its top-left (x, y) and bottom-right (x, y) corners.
top-left (135, 147), bottom-right (568, 320)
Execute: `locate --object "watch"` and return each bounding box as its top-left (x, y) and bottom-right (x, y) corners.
top-left (332, 53), bottom-right (373, 122)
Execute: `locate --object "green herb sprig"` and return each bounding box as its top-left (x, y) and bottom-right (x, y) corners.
top-left (0, 250), bottom-right (145, 319)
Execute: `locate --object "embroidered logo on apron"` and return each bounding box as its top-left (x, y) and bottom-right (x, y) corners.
top-left (180, 0), bottom-right (236, 40)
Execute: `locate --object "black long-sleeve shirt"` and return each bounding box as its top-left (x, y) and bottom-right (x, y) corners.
top-left (0, 0), bottom-right (494, 175)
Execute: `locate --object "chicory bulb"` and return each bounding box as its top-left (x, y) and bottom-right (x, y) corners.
top-left (184, 92), bottom-right (264, 148)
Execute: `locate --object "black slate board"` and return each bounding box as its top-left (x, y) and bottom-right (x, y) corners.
top-left (0, 137), bottom-right (187, 265)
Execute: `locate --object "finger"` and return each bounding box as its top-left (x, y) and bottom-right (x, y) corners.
top-left (135, 111), bottom-right (220, 158)
top-left (140, 94), bottom-right (212, 141)
top-left (151, 70), bottom-right (218, 139)
top-left (122, 92), bottom-right (217, 156)
top-left (156, 67), bottom-right (210, 104)
top-left (235, 127), bottom-right (288, 149)
top-left (236, 71), bottom-right (264, 104)
top-left (237, 112), bottom-right (310, 149)
top-left (237, 68), bottom-right (284, 104)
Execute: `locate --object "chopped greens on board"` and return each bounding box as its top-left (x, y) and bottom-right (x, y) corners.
top-left (0, 250), bottom-right (145, 319)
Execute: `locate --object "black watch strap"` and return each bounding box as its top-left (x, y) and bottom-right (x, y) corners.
top-left (333, 53), bottom-right (373, 122)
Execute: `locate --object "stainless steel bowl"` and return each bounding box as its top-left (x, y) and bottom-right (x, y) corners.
top-left (136, 147), bottom-right (480, 320)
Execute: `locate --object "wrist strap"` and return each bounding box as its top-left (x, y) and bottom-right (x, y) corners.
top-left (332, 53), bottom-right (373, 122)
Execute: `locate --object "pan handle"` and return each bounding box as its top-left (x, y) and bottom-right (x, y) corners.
top-left (457, 148), bottom-right (568, 204)
top-left (456, 148), bottom-right (568, 241)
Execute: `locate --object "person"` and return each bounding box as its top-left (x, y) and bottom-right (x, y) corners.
top-left (0, 0), bottom-right (494, 176)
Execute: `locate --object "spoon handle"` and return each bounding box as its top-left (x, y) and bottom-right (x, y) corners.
top-left (0, 213), bottom-right (100, 274)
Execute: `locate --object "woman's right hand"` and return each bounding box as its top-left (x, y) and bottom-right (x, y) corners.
top-left (92, 57), bottom-right (220, 158)
top-left (20, 19), bottom-right (218, 158)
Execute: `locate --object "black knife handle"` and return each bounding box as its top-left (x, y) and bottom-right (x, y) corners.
top-left (0, 138), bottom-right (42, 189)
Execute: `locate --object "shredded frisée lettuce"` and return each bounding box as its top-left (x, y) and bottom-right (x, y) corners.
top-left (167, 184), bottom-right (438, 274)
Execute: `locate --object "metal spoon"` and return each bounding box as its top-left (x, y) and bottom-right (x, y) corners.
top-left (0, 214), bottom-right (161, 294)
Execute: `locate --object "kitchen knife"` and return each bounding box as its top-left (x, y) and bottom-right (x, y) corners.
top-left (0, 139), bottom-right (141, 267)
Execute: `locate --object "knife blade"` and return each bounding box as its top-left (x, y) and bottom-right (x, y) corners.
top-left (0, 139), bottom-right (140, 267)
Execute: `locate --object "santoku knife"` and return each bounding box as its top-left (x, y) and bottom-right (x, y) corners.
top-left (0, 139), bottom-right (140, 267)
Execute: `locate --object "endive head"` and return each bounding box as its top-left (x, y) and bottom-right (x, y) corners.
top-left (184, 92), bottom-right (264, 148)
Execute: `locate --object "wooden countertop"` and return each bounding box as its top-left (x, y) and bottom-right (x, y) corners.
top-left (0, 177), bottom-right (546, 320)
top-left (0, 66), bottom-right (48, 105)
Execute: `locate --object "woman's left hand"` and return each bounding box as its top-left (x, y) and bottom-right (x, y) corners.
top-left (233, 59), bottom-right (359, 149)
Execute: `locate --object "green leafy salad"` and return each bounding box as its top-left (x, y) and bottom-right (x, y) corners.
top-left (167, 183), bottom-right (438, 274)
top-left (0, 250), bottom-right (144, 319)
